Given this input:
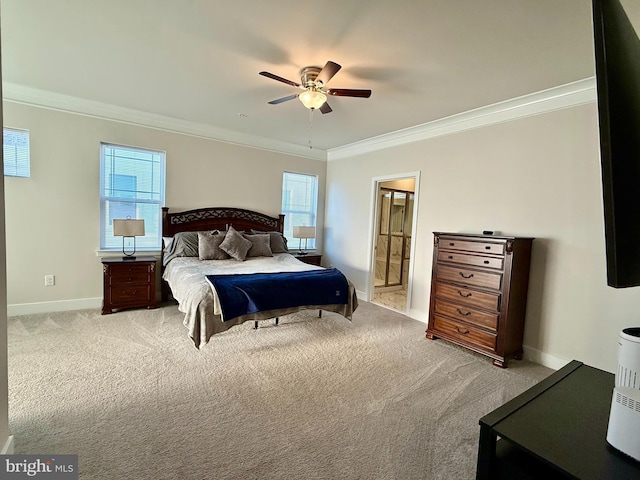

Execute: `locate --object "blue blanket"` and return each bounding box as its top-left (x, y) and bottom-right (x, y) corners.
top-left (206, 268), bottom-right (349, 322)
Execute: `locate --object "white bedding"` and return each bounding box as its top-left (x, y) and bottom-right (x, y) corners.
top-left (163, 253), bottom-right (357, 347)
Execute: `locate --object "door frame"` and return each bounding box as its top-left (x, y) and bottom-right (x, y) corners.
top-left (367, 171), bottom-right (421, 312)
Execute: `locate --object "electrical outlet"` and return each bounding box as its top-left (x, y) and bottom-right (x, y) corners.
top-left (44, 275), bottom-right (55, 286)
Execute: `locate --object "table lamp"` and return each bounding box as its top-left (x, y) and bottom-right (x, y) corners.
top-left (293, 226), bottom-right (315, 255)
top-left (113, 218), bottom-right (145, 260)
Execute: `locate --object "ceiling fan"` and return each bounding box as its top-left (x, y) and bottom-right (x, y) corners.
top-left (259, 61), bottom-right (372, 114)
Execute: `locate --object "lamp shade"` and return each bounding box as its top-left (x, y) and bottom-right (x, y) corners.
top-left (113, 219), bottom-right (145, 237)
top-left (293, 226), bottom-right (316, 239)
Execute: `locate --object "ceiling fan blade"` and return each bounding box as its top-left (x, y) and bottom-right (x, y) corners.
top-left (327, 88), bottom-right (372, 98)
top-left (259, 71), bottom-right (301, 87)
top-left (268, 94), bottom-right (299, 105)
top-left (315, 61), bottom-right (341, 86)
top-left (319, 102), bottom-right (332, 114)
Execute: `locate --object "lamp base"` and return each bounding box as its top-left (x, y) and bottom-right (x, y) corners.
top-left (297, 251), bottom-right (308, 256)
top-left (122, 255), bottom-right (137, 261)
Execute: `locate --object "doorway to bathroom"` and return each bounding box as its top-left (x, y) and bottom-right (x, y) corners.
top-left (369, 173), bottom-right (419, 313)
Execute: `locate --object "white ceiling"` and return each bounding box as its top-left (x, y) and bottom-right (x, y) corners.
top-left (0, 0), bottom-right (629, 156)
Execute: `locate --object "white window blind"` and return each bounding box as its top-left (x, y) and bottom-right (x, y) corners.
top-left (100, 143), bottom-right (166, 250)
top-left (281, 172), bottom-right (318, 250)
top-left (3, 128), bottom-right (30, 177)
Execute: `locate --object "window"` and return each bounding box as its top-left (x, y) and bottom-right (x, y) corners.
top-left (100, 143), bottom-right (165, 250)
top-left (281, 172), bottom-right (318, 250)
top-left (3, 128), bottom-right (30, 177)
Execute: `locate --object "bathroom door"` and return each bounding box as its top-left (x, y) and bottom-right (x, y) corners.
top-left (375, 188), bottom-right (413, 288)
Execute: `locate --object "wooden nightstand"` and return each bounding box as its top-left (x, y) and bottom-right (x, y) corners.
top-left (102, 256), bottom-right (157, 314)
top-left (294, 254), bottom-right (322, 266)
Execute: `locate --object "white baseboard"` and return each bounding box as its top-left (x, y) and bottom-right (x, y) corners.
top-left (522, 345), bottom-right (571, 371)
top-left (2, 435), bottom-right (14, 454)
top-left (8, 298), bottom-right (102, 317)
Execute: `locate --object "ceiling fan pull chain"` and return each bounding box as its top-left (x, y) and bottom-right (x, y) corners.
top-left (308, 108), bottom-right (314, 149)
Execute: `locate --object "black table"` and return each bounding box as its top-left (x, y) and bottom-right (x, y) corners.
top-left (476, 360), bottom-right (640, 479)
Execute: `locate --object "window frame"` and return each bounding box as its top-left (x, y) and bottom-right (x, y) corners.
top-left (99, 142), bottom-right (166, 251)
top-left (281, 171), bottom-right (318, 250)
top-left (3, 127), bottom-right (30, 178)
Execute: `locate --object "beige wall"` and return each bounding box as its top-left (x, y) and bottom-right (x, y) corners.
top-left (3, 101), bottom-right (326, 308)
top-left (325, 102), bottom-right (640, 373)
top-left (7, 98), bottom-right (639, 373)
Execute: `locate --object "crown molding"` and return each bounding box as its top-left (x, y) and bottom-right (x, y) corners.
top-left (3, 78), bottom-right (596, 163)
top-left (1, 82), bottom-right (328, 161)
top-left (327, 77), bottom-right (597, 161)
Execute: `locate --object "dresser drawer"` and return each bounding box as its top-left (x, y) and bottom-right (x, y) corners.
top-left (437, 265), bottom-right (502, 291)
top-left (439, 237), bottom-right (505, 255)
top-left (435, 282), bottom-right (501, 312)
top-left (433, 315), bottom-right (497, 351)
top-left (434, 299), bottom-right (498, 331)
top-left (437, 251), bottom-right (504, 270)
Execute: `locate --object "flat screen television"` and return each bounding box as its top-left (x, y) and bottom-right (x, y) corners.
top-left (592, 0), bottom-right (640, 287)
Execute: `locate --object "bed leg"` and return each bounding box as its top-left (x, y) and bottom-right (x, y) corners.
top-left (319, 310), bottom-right (322, 318)
top-left (254, 321), bottom-right (258, 330)
top-left (275, 317), bottom-right (279, 326)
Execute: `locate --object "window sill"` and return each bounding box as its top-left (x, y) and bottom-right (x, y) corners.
top-left (96, 249), bottom-right (161, 258)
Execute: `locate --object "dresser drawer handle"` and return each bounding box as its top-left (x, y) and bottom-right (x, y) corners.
top-left (485, 246), bottom-right (491, 250)
top-left (449, 242), bottom-right (455, 246)
top-left (122, 290), bottom-right (138, 296)
top-left (483, 260), bottom-right (490, 264)
top-left (455, 326), bottom-right (470, 335)
top-left (457, 290), bottom-right (472, 298)
top-left (456, 308), bottom-right (471, 316)
top-left (448, 255), bottom-right (454, 259)
top-left (459, 272), bottom-right (474, 279)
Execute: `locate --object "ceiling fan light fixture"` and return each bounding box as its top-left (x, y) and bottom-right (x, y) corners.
top-left (299, 89), bottom-right (327, 110)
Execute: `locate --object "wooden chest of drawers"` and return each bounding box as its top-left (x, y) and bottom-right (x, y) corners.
top-left (426, 232), bottom-right (533, 367)
top-left (102, 256), bottom-right (157, 314)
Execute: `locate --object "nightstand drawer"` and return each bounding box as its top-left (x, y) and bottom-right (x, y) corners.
top-left (109, 271), bottom-right (152, 286)
top-left (110, 285), bottom-right (152, 304)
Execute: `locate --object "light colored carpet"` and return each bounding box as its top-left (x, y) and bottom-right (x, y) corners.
top-left (7, 301), bottom-right (552, 479)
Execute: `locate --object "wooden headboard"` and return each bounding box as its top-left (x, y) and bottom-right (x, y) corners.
top-left (162, 207), bottom-right (285, 236)
top-left (160, 207), bottom-right (285, 302)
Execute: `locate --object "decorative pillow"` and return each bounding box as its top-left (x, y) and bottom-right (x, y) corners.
top-left (198, 231), bottom-right (230, 260)
top-left (162, 231), bottom-right (200, 266)
top-left (251, 230), bottom-right (288, 253)
top-left (243, 233), bottom-right (273, 258)
top-left (172, 232), bottom-right (199, 256)
top-left (220, 226), bottom-right (252, 261)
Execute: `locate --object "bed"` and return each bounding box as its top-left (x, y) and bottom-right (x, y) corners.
top-left (161, 207), bottom-right (358, 348)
